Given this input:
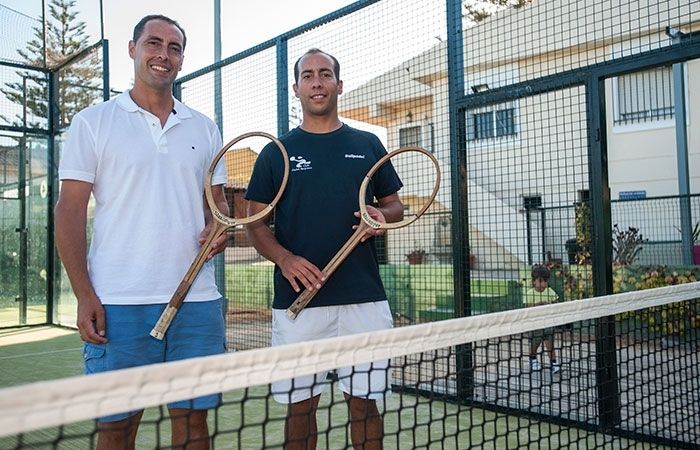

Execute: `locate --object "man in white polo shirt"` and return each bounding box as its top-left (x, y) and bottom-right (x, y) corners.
top-left (54, 15), bottom-right (227, 449)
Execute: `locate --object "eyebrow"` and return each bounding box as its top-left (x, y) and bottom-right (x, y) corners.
top-left (301, 68), bottom-right (333, 75)
top-left (143, 35), bottom-right (183, 49)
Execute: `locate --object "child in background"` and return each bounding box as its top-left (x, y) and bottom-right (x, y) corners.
top-left (523, 264), bottom-right (561, 374)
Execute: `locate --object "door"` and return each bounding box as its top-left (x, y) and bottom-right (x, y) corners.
top-left (0, 136), bottom-right (25, 327)
top-left (0, 134), bottom-right (49, 327)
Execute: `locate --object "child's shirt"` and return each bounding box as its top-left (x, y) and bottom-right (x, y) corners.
top-left (523, 287), bottom-right (559, 306)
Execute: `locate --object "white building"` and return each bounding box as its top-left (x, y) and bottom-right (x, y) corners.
top-left (340, 0), bottom-right (700, 269)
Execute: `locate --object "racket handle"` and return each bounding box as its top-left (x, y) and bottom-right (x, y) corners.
top-left (287, 288), bottom-right (317, 320)
top-left (286, 226), bottom-right (366, 320)
top-left (150, 306), bottom-right (178, 340)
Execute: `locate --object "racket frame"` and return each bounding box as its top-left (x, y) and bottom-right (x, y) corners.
top-left (151, 131), bottom-right (289, 340)
top-left (286, 146), bottom-right (440, 319)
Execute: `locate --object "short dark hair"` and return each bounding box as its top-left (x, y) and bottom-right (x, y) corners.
top-left (132, 15), bottom-right (187, 50)
top-left (531, 264), bottom-right (551, 281)
top-left (293, 48), bottom-right (340, 83)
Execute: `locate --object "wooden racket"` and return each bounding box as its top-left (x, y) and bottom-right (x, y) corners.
top-left (286, 146), bottom-right (440, 320)
top-left (151, 131), bottom-right (289, 340)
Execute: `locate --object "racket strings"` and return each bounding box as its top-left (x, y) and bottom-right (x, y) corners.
top-left (366, 147), bottom-right (441, 229)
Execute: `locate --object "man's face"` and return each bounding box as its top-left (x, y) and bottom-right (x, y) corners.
top-left (128, 19), bottom-right (184, 92)
top-left (293, 53), bottom-right (343, 118)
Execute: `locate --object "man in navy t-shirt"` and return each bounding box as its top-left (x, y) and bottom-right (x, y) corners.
top-left (246, 48), bottom-right (403, 450)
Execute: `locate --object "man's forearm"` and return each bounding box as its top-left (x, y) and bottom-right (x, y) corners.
top-left (204, 185), bottom-right (230, 225)
top-left (54, 208), bottom-right (97, 302)
top-left (246, 222), bottom-right (292, 266)
top-left (377, 199), bottom-right (404, 223)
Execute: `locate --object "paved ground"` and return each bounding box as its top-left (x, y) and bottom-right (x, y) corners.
top-left (225, 315), bottom-right (699, 447)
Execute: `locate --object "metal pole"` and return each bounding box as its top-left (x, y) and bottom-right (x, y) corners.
top-left (214, 0), bottom-right (223, 131)
top-left (47, 71), bottom-right (59, 324)
top-left (672, 62), bottom-right (692, 265)
top-left (586, 75), bottom-right (621, 429)
top-left (99, 0), bottom-right (104, 41)
top-left (525, 209), bottom-right (533, 265)
top-left (446, 0), bottom-right (473, 401)
top-left (540, 208), bottom-right (546, 263)
top-left (41, 0), bottom-right (47, 68)
top-left (17, 77), bottom-right (28, 325)
top-left (213, 0), bottom-right (226, 308)
top-left (102, 39), bottom-right (110, 101)
top-left (276, 38), bottom-right (289, 135)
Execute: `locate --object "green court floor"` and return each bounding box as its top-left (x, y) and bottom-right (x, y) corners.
top-left (0, 327), bottom-right (652, 449)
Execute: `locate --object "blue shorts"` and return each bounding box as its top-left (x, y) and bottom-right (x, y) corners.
top-left (83, 299), bottom-right (226, 422)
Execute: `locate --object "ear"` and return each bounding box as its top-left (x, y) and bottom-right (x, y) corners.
top-left (128, 40), bottom-right (136, 59)
top-left (292, 83), bottom-right (299, 98)
top-left (337, 80), bottom-right (343, 96)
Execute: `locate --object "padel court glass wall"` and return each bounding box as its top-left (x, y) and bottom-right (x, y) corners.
top-left (0, 58), bottom-right (57, 328)
top-left (173, 0), bottom-right (700, 446)
top-left (0, 37), bottom-right (107, 328)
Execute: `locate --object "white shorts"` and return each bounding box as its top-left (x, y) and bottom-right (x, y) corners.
top-left (271, 300), bottom-right (393, 404)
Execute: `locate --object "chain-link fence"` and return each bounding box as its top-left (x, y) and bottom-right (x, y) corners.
top-left (173, 1), bottom-right (699, 446)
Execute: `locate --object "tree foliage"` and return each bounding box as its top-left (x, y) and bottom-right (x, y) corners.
top-left (0, 0), bottom-right (102, 129)
top-left (463, 0), bottom-right (534, 26)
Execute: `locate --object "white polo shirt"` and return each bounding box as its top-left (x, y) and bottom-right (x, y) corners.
top-left (59, 90), bottom-right (226, 305)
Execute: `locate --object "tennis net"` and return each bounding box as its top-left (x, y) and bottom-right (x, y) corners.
top-left (1, 282), bottom-right (699, 449)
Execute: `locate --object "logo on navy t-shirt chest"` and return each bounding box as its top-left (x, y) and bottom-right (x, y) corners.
top-left (290, 156), bottom-right (312, 172)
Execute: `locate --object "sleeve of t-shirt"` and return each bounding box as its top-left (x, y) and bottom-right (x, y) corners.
top-left (209, 125), bottom-right (226, 186)
top-left (523, 288), bottom-right (558, 305)
top-left (245, 142), bottom-right (284, 204)
top-left (58, 113), bottom-right (98, 183)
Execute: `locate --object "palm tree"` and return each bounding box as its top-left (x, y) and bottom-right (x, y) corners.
top-left (0, 0), bottom-right (102, 129)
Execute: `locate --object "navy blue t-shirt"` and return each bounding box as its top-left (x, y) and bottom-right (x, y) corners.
top-left (245, 124), bottom-right (402, 309)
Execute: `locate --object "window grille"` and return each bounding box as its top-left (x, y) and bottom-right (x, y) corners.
top-left (614, 66), bottom-right (674, 125)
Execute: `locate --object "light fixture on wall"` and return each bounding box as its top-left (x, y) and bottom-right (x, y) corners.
top-left (406, 111), bottom-right (413, 122)
top-left (471, 83), bottom-right (490, 93)
top-left (665, 26), bottom-right (688, 40)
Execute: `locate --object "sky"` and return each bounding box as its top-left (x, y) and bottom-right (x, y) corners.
top-left (3, 0), bottom-right (357, 91)
top-left (2, 0), bottom-right (445, 148)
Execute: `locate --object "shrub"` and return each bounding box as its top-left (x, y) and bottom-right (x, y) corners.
top-left (612, 224), bottom-right (644, 265)
top-left (561, 264), bottom-right (700, 335)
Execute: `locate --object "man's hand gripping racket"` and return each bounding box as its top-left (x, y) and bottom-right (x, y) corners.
top-left (286, 146), bottom-right (440, 320)
top-left (151, 131), bottom-right (289, 340)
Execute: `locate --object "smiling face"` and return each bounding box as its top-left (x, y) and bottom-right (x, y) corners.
top-left (128, 19), bottom-right (184, 94)
top-left (292, 52), bottom-right (343, 120)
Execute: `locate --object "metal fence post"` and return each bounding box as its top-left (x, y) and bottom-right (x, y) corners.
top-left (587, 75), bottom-right (621, 430)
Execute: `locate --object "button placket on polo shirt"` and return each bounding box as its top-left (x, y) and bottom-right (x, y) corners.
top-left (140, 109), bottom-right (179, 154)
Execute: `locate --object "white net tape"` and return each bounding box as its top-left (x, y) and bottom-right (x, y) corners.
top-left (0, 282), bottom-right (698, 436)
